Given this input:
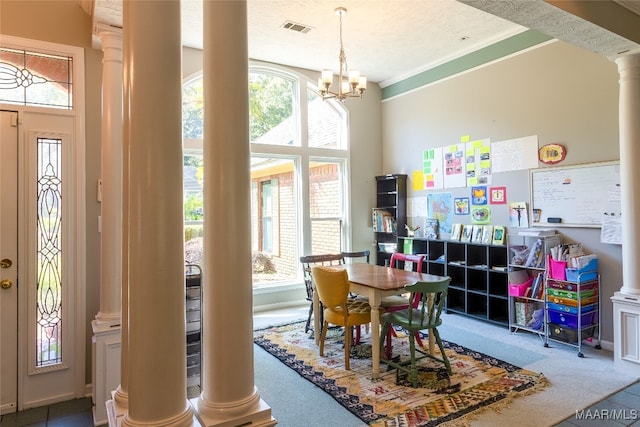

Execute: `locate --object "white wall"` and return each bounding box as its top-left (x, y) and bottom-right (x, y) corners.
top-left (382, 39), bottom-right (622, 342)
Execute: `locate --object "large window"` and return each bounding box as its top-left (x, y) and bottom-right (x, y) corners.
top-left (182, 65), bottom-right (349, 289)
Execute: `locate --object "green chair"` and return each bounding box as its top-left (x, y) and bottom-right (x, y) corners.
top-left (380, 277), bottom-right (451, 387)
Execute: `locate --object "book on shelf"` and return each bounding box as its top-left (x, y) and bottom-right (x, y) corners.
top-left (450, 223), bottom-right (462, 241)
top-left (481, 225), bottom-right (494, 245)
top-left (461, 225), bottom-right (473, 242)
top-left (529, 272), bottom-right (544, 299)
top-left (424, 218), bottom-right (439, 239)
top-left (492, 226), bottom-right (506, 245)
top-left (524, 239), bottom-right (545, 268)
top-left (372, 209), bottom-right (397, 233)
top-left (471, 225), bottom-right (483, 243)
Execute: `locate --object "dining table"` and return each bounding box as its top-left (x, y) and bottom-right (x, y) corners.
top-left (312, 262), bottom-right (449, 379)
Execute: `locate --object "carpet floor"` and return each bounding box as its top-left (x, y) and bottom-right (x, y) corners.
top-left (254, 322), bottom-right (547, 426)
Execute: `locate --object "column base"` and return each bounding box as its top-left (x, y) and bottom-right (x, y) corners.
top-left (611, 292), bottom-right (640, 376)
top-left (92, 321), bottom-right (121, 426)
top-left (192, 395), bottom-right (276, 427)
top-left (108, 397), bottom-right (202, 427)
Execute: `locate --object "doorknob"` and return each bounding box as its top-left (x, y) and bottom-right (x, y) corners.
top-left (1, 279), bottom-right (11, 289)
top-left (0, 259), bottom-right (11, 269)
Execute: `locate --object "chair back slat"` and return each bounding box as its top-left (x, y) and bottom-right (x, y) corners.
top-left (389, 252), bottom-right (425, 273)
top-left (342, 250), bottom-right (370, 264)
top-left (300, 254), bottom-right (345, 300)
top-left (404, 278), bottom-right (450, 326)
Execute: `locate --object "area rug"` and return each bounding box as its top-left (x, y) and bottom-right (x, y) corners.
top-left (254, 322), bottom-right (548, 426)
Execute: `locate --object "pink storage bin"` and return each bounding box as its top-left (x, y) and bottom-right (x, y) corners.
top-left (548, 256), bottom-right (567, 280)
top-left (508, 276), bottom-right (534, 297)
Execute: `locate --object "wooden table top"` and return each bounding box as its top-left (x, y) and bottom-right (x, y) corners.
top-left (340, 263), bottom-right (447, 291)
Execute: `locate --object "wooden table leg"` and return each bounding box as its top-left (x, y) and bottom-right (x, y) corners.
top-left (369, 292), bottom-right (381, 380)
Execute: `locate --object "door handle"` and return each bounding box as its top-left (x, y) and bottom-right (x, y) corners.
top-left (1, 279), bottom-right (11, 289)
top-left (0, 259), bottom-right (11, 269)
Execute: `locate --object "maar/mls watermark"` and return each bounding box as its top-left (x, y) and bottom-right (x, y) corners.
top-left (576, 409), bottom-right (639, 421)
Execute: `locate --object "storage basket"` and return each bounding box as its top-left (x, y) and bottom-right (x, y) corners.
top-left (508, 276), bottom-right (534, 297)
top-left (515, 300), bottom-right (536, 325)
top-left (548, 256), bottom-right (567, 280)
top-left (565, 258), bottom-right (598, 282)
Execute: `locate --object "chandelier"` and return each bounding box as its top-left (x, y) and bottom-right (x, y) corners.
top-left (318, 7), bottom-right (367, 102)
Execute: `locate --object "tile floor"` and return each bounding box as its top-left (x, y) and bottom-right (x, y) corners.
top-left (0, 397), bottom-right (97, 427)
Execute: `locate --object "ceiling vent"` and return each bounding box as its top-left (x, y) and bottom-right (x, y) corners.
top-left (281, 21), bottom-right (313, 34)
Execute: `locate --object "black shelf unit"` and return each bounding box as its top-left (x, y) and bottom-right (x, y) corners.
top-left (397, 236), bottom-right (509, 326)
top-left (373, 174), bottom-right (407, 266)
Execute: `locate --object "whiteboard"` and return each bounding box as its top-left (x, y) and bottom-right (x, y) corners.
top-left (530, 161), bottom-right (620, 228)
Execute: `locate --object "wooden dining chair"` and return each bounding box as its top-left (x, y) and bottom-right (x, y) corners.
top-left (382, 252), bottom-right (426, 358)
top-left (380, 277), bottom-right (452, 387)
top-left (312, 266), bottom-right (372, 370)
top-left (341, 250), bottom-right (370, 264)
top-left (300, 254), bottom-right (345, 335)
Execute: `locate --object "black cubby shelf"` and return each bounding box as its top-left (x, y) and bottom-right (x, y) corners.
top-left (397, 236), bottom-right (509, 327)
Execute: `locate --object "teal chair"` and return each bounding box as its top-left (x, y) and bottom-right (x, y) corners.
top-left (380, 277), bottom-right (451, 387)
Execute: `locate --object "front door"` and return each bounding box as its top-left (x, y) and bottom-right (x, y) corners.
top-left (0, 110), bottom-right (19, 414)
top-left (0, 109), bottom-right (84, 412)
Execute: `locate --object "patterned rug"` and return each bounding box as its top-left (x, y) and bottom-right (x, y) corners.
top-left (254, 322), bottom-right (547, 426)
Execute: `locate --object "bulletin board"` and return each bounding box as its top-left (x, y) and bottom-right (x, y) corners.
top-left (530, 161), bottom-right (620, 228)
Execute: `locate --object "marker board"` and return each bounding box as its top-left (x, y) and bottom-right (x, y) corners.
top-left (530, 161), bottom-right (620, 228)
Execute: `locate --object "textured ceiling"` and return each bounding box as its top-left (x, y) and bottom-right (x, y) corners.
top-left (87, 0), bottom-right (640, 88)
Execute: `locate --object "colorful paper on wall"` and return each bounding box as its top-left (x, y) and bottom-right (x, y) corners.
top-left (422, 147), bottom-right (444, 189)
top-left (412, 170), bottom-right (425, 191)
top-left (443, 144), bottom-right (466, 188)
top-left (465, 138), bottom-right (491, 186)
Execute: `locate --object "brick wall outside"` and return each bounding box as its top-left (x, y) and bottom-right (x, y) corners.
top-left (253, 162), bottom-right (341, 280)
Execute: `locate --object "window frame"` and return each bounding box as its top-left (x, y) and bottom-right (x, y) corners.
top-left (182, 62), bottom-right (351, 291)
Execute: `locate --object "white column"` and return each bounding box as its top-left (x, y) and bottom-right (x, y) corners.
top-left (96, 25), bottom-right (123, 324)
top-left (112, 9), bottom-right (131, 420)
top-left (612, 52), bottom-right (640, 375)
top-left (193, 1), bottom-right (274, 426)
top-left (92, 25), bottom-right (123, 427)
top-left (120, 1), bottom-right (194, 426)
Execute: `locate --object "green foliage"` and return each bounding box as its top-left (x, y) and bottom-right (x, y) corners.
top-left (183, 83), bottom-right (204, 139)
top-left (182, 72), bottom-right (295, 143)
top-left (184, 193), bottom-right (203, 221)
top-left (249, 73), bottom-right (294, 142)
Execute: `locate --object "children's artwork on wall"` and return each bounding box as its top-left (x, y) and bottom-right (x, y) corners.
top-left (471, 186), bottom-right (488, 205)
top-left (443, 144), bottom-right (466, 188)
top-left (427, 192), bottom-right (453, 234)
top-left (509, 202), bottom-right (530, 227)
top-left (454, 197), bottom-right (469, 215)
top-left (489, 186), bottom-right (507, 204)
top-left (423, 147), bottom-right (444, 189)
top-left (471, 206), bottom-right (491, 224)
top-left (465, 138), bottom-right (491, 186)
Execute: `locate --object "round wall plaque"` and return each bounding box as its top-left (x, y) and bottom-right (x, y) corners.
top-left (539, 143), bottom-right (566, 164)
